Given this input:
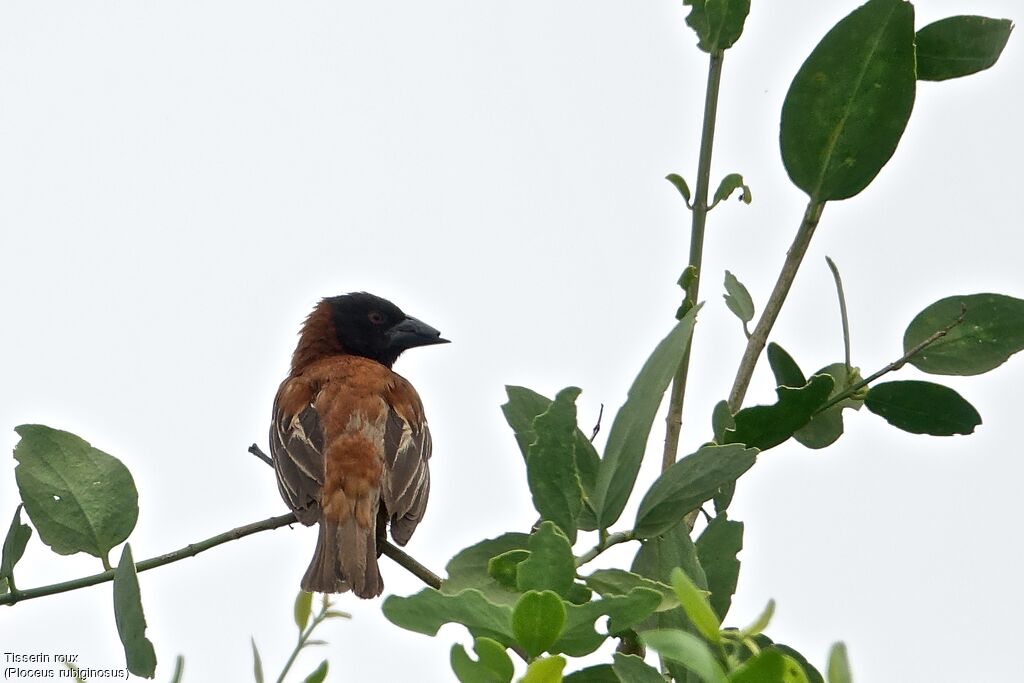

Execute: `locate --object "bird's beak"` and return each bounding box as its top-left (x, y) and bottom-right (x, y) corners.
top-left (387, 316), bottom-right (450, 349)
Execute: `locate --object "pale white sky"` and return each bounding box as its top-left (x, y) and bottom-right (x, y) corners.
top-left (1, 2), bottom-right (1021, 682)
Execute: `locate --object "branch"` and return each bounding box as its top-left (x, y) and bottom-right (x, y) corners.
top-left (575, 530), bottom-right (635, 568)
top-left (1, 512), bottom-right (298, 607)
top-left (814, 305), bottom-right (967, 415)
top-left (248, 443), bottom-right (443, 591)
top-left (728, 200), bottom-right (826, 411)
top-left (662, 49), bottom-right (726, 472)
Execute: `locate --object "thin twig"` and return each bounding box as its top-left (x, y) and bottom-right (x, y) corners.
top-left (728, 200), bottom-right (826, 411)
top-left (574, 530), bottom-right (635, 568)
top-left (248, 444), bottom-right (443, 591)
top-left (825, 256), bottom-right (852, 371)
top-left (814, 305), bottom-right (967, 415)
top-left (380, 543), bottom-right (442, 590)
top-left (590, 403), bottom-right (605, 442)
top-left (662, 49), bottom-right (726, 473)
top-left (1, 513), bottom-right (298, 606)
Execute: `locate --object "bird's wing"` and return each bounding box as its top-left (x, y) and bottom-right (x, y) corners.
top-left (382, 378), bottom-right (432, 546)
top-left (271, 375), bottom-right (326, 526)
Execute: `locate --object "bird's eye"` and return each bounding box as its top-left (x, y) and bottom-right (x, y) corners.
top-left (368, 311), bottom-right (386, 325)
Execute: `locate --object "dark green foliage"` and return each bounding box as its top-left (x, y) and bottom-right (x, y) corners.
top-left (781, 0), bottom-right (916, 201)
top-left (865, 380), bottom-right (981, 435)
top-left (917, 16), bottom-right (1013, 81)
top-left (112, 544), bottom-right (157, 678)
top-left (904, 293), bottom-right (1024, 376)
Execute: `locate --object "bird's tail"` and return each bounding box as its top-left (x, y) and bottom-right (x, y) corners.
top-left (301, 518), bottom-right (383, 598)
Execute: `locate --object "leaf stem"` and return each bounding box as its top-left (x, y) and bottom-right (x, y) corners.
top-left (662, 49), bottom-right (726, 472)
top-left (825, 256), bottom-right (852, 371)
top-left (728, 200), bottom-right (826, 411)
top-left (814, 305), bottom-right (967, 414)
top-left (574, 530), bottom-right (635, 568)
top-left (1, 512), bottom-right (298, 606)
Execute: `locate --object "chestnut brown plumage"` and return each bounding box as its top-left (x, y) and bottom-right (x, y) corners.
top-left (270, 293), bottom-right (447, 598)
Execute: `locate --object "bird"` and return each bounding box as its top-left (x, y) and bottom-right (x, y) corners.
top-left (269, 292), bottom-right (448, 598)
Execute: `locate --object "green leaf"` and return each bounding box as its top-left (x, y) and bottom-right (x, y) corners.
top-left (443, 533), bottom-right (531, 606)
top-left (793, 363), bottom-right (864, 450)
top-left (711, 400), bottom-right (734, 445)
top-left (904, 293), bottom-right (1024, 376)
top-left (517, 522), bottom-right (577, 598)
top-left (731, 648), bottom-right (808, 683)
top-left (562, 665), bottom-right (618, 683)
top-left (168, 655), bottom-right (185, 683)
top-left (527, 388), bottom-right (584, 542)
top-left (1, 505), bottom-right (32, 593)
top-left (725, 375), bottom-right (834, 451)
top-left (669, 568), bottom-right (720, 644)
top-left (739, 599), bottom-right (776, 637)
top-left (695, 515), bottom-right (743, 621)
top-left (774, 645), bottom-right (825, 683)
top-left (630, 523), bottom-right (705, 682)
top-left (583, 568), bottom-right (678, 612)
top-left (512, 591), bottom-right (567, 658)
top-left (13, 425), bottom-right (139, 560)
top-left (916, 16), bottom-right (1013, 81)
top-left (640, 629), bottom-right (727, 683)
top-left (780, 0), bottom-right (916, 201)
top-left (294, 591), bottom-right (313, 631)
top-left (554, 588), bottom-right (662, 656)
top-left (864, 381), bottom-right (981, 436)
top-left (767, 343), bottom-right (806, 388)
top-left (502, 387), bottom-right (600, 531)
top-left (520, 656), bottom-right (566, 683)
top-left (683, 0), bottom-right (752, 53)
top-left (723, 271), bottom-right (755, 325)
top-left (251, 638), bottom-right (264, 683)
top-left (667, 173), bottom-right (692, 205)
top-left (489, 550), bottom-right (530, 592)
top-left (594, 307), bottom-right (701, 530)
top-left (713, 174), bottom-right (752, 206)
top-left (631, 523), bottom-right (706, 590)
top-left (113, 544), bottom-right (157, 678)
top-left (827, 642), bottom-right (852, 683)
top-left (382, 588), bottom-right (515, 646)
top-left (451, 637), bottom-right (514, 683)
top-left (302, 661), bottom-right (329, 683)
top-left (633, 445), bottom-right (757, 539)
top-left (611, 654), bottom-right (665, 683)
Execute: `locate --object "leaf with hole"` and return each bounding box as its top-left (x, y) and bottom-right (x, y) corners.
top-left (13, 425), bottom-right (139, 561)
